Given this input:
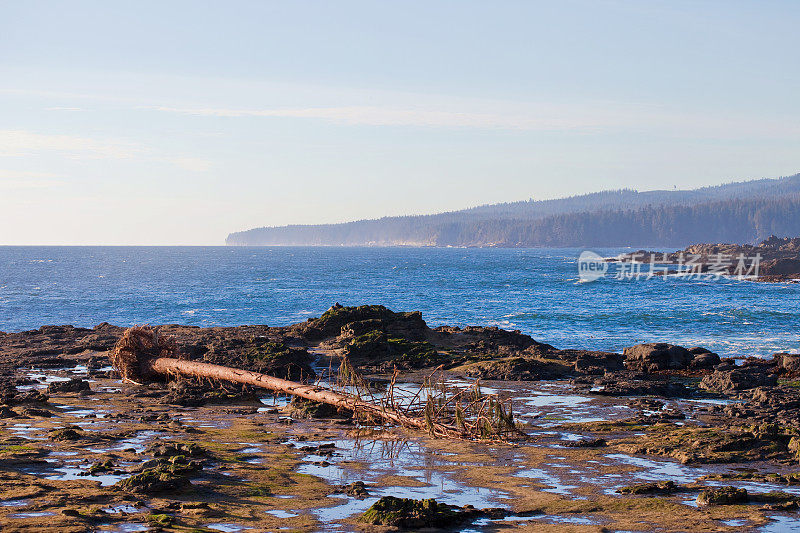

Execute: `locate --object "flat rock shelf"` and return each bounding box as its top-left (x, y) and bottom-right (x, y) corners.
top-left (2, 304), bottom-right (800, 532)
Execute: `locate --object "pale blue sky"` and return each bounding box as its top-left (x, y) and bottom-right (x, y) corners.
top-left (1, 0), bottom-right (798, 244)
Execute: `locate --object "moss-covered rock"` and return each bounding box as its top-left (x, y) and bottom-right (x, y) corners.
top-left (183, 333), bottom-right (316, 385)
top-left (617, 481), bottom-right (685, 495)
top-left (618, 424), bottom-right (795, 464)
top-left (303, 304), bottom-right (429, 341)
top-left (146, 513), bottom-right (174, 526)
top-left (244, 340), bottom-right (315, 381)
top-left (48, 426), bottom-right (84, 441)
top-left (345, 330), bottom-right (388, 359)
top-left (87, 458), bottom-right (115, 475)
top-left (697, 486), bottom-right (748, 505)
top-left (359, 496), bottom-right (466, 528)
top-left (342, 330), bottom-right (444, 370)
top-left (385, 337), bottom-right (441, 366)
top-left (339, 481), bottom-right (369, 498)
top-left (464, 356), bottom-right (572, 380)
top-left (148, 441), bottom-right (206, 458)
top-left (160, 380), bottom-right (261, 407)
top-left (284, 397), bottom-right (341, 419)
top-left (702, 471), bottom-right (800, 485)
top-left (115, 457), bottom-right (201, 494)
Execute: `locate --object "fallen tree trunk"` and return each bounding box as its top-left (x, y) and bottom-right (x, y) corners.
top-left (146, 356), bottom-right (437, 432)
top-left (108, 326), bottom-right (500, 439)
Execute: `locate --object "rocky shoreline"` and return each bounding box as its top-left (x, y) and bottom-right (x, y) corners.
top-left (615, 235), bottom-right (800, 282)
top-left (2, 304), bottom-right (800, 531)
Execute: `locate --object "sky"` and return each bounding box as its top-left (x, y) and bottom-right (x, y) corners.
top-left (1, 0), bottom-right (798, 245)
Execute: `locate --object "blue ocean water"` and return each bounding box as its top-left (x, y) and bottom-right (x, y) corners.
top-left (0, 246), bottom-right (798, 358)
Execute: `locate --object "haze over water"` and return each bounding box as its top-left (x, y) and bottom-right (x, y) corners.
top-left (2, 246), bottom-right (798, 359)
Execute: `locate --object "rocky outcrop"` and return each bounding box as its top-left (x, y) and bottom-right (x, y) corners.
top-left (700, 366), bottom-right (778, 392)
top-left (574, 374), bottom-right (693, 398)
top-left (622, 343), bottom-right (720, 372)
top-left (688, 347), bottom-right (721, 369)
top-left (358, 496), bottom-right (505, 528)
top-left (697, 486), bottom-right (748, 505)
top-left (618, 423), bottom-right (796, 464)
top-left (617, 235), bottom-right (800, 281)
top-left (0, 324), bottom-right (122, 371)
top-left (464, 357), bottom-right (571, 381)
top-left (623, 343), bottom-right (693, 372)
top-left (775, 353), bottom-right (800, 373)
top-left (432, 325), bottom-right (544, 355)
top-left (295, 304), bottom-right (429, 341)
top-left (339, 330), bottom-right (446, 372)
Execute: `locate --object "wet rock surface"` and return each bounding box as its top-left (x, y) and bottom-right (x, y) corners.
top-left (2, 305), bottom-right (800, 531)
top-left (47, 378), bottom-right (91, 394)
top-left (701, 364), bottom-right (779, 392)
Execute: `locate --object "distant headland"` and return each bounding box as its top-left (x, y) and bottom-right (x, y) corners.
top-left (227, 173), bottom-right (800, 248)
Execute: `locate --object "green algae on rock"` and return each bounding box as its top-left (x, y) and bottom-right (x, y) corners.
top-left (115, 458), bottom-right (201, 494)
top-left (359, 496), bottom-right (471, 528)
top-left (617, 481), bottom-right (686, 495)
top-left (284, 397), bottom-right (342, 419)
top-left (618, 423), bottom-right (796, 464)
top-left (47, 426), bottom-right (85, 441)
top-left (697, 486), bottom-right (748, 505)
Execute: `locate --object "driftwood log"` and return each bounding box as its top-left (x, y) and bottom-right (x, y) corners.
top-left (108, 326), bottom-right (506, 440)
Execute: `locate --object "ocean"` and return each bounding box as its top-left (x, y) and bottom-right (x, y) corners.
top-left (1, 246), bottom-right (798, 358)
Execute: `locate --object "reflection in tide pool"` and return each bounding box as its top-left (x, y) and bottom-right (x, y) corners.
top-left (759, 515), bottom-right (800, 532)
top-left (290, 437), bottom-right (510, 529)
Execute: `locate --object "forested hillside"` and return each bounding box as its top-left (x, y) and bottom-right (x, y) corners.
top-left (227, 173), bottom-right (800, 247)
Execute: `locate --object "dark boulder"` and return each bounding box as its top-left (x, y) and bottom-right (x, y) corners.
top-left (582, 375), bottom-right (692, 398)
top-left (47, 378), bottom-right (91, 394)
top-left (147, 442), bottom-right (206, 458)
top-left (563, 437), bottom-right (607, 448)
top-left (115, 460), bottom-right (199, 494)
top-left (336, 481), bottom-right (369, 498)
top-left (343, 330), bottom-right (388, 359)
top-left (572, 351), bottom-right (625, 374)
top-left (623, 343), bottom-right (693, 372)
top-left (300, 304), bottom-right (429, 341)
top-left (688, 347), bottom-right (721, 369)
top-left (48, 426), bottom-right (85, 441)
top-left (159, 380), bottom-right (261, 407)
